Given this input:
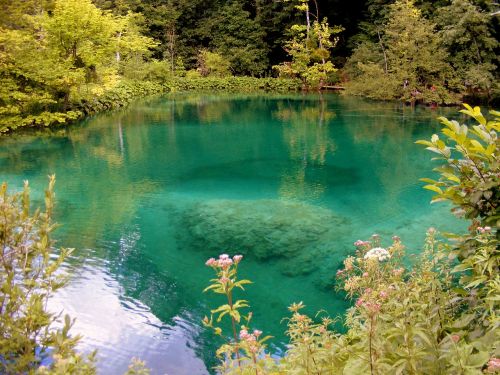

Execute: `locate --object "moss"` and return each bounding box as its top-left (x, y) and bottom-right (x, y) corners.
top-left (178, 198), bottom-right (350, 276)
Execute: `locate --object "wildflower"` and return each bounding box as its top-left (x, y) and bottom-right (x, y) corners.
top-left (392, 235), bottom-right (400, 242)
top-left (478, 226), bottom-right (486, 233)
top-left (356, 298), bottom-right (364, 307)
top-left (485, 226), bottom-right (491, 232)
top-left (487, 358), bottom-right (500, 373)
top-left (362, 272), bottom-right (369, 278)
top-left (371, 234), bottom-right (380, 239)
top-left (219, 277), bottom-right (229, 284)
top-left (379, 291), bottom-right (388, 299)
top-left (233, 254), bottom-right (243, 263)
top-left (253, 329), bottom-right (262, 338)
top-left (205, 258), bottom-right (216, 267)
top-left (336, 269), bottom-right (345, 276)
top-left (239, 329), bottom-right (250, 340)
top-left (344, 256), bottom-right (355, 271)
top-left (366, 302), bottom-right (381, 314)
top-left (218, 256), bottom-right (233, 269)
top-left (451, 334), bottom-right (460, 343)
top-left (364, 247), bottom-right (391, 261)
top-left (427, 227), bottom-right (436, 235)
top-left (392, 268), bottom-right (404, 277)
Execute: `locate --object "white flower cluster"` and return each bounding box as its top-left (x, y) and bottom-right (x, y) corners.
top-left (364, 247), bottom-right (391, 261)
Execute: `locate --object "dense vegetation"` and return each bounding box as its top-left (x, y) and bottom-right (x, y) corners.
top-left (1, 0), bottom-right (498, 132)
top-left (202, 105), bottom-right (499, 374)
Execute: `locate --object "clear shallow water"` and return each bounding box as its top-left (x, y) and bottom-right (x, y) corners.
top-left (0, 94), bottom-right (465, 374)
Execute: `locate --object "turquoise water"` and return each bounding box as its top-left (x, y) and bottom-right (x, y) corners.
top-left (0, 94), bottom-right (465, 374)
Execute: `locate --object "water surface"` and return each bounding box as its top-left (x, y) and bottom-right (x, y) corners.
top-left (0, 94), bottom-right (465, 374)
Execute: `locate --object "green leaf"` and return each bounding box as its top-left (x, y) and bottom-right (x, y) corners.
top-left (423, 185), bottom-right (443, 194)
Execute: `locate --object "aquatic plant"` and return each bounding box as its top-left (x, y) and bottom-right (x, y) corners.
top-left (181, 198), bottom-right (350, 276)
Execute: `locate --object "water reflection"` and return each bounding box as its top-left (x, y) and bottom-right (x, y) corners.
top-left (274, 95), bottom-right (336, 200)
top-left (51, 261), bottom-right (208, 375)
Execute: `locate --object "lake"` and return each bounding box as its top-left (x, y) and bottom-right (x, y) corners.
top-left (0, 93), bottom-right (464, 374)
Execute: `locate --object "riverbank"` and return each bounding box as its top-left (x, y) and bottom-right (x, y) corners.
top-left (0, 77), bottom-right (302, 135)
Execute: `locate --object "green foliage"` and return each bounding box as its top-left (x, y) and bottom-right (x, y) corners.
top-left (345, 0), bottom-right (499, 104)
top-left (197, 50), bottom-right (232, 78)
top-left (0, 0), bottom-right (156, 133)
top-left (416, 105), bottom-right (499, 225)
top-left (435, 0), bottom-right (499, 98)
top-left (0, 176), bottom-right (96, 374)
top-left (201, 2), bottom-right (269, 76)
top-left (204, 106), bottom-right (500, 373)
top-left (274, 1), bottom-right (342, 89)
top-left (346, 0), bottom-right (457, 104)
top-left (166, 77), bottom-right (301, 93)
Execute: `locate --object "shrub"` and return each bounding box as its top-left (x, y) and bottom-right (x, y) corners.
top-left (0, 176), bottom-right (96, 374)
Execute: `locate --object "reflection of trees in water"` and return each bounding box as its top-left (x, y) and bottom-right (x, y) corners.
top-left (274, 95), bottom-right (336, 200)
top-left (341, 100), bottom-right (439, 219)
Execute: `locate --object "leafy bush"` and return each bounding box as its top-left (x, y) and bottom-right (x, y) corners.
top-left (197, 50), bottom-right (232, 78)
top-left (166, 77), bottom-right (301, 93)
top-left (0, 176), bottom-right (96, 374)
top-left (203, 105), bottom-right (499, 374)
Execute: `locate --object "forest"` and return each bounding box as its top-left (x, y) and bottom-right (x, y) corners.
top-left (0, 0), bottom-right (499, 132)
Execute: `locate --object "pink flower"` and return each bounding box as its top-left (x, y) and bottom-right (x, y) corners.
top-left (239, 329), bottom-right (249, 340)
top-left (356, 298), bottom-right (364, 307)
top-left (484, 226), bottom-right (491, 232)
top-left (219, 277), bottom-right (229, 284)
top-left (487, 358), bottom-right (500, 372)
top-left (218, 257), bottom-right (233, 269)
top-left (362, 272), bottom-right (369, 278)
top-left (427, 227), bottom-right (436, 235)
top-left (354, 240), bottom-right (370, 247)
top-left (451, 334), bottom-right (460, 343)
top-left (253, 329), bottom-right (262, 338)
top-left (392, 268), bottom-right (404, 277)
top-left (365, 288), bottom-right (372, 294)
top-left (379, 291), bottom-right (388, 299)
top-left (336, 269), bottom-right (345, 276)
top-left (392, 235), bottom-right (400, 242)
top-left (205, 258), bottom-right (216, 267)
top-left (233, 254), bottom-right (243, 263)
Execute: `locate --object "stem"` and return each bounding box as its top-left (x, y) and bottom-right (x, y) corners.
top-left (377, 30), bottom-right (388, 74)
top-left (369, 314), bottom-right (375, 375)
top-left (252, 353), bottom-right (258, 375)
top-left (227, 290), bottom-right (241, 367)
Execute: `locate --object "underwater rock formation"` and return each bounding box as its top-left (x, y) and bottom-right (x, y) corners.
top-left (178, 199), bottom-right (350, 276)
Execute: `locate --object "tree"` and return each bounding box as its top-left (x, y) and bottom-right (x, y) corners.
top-left (202, 1), bottom-right (269, 76)
top-left (346, 0), bottom-right (456, 104)
top-left (197, 50), bottom-right (232, 77)
top-left (274, 0), bottom-right (342, 89)
top-left (435, 0), bottom-right (499, 98)
top-left (0, 0), bottom-right (155, 132)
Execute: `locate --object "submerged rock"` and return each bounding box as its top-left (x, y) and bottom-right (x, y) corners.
top-left (178, 198), bottom-right (350, 276)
